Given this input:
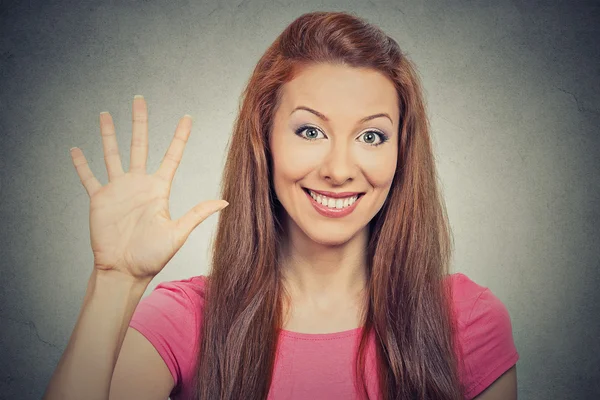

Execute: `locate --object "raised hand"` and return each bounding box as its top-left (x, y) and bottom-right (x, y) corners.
top-left (69, 95), bottom-right (228, 282)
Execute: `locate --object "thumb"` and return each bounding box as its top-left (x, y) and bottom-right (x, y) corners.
top-left (175, 199), bottom-right (229, 240)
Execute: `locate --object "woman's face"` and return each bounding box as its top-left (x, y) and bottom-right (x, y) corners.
top-left (269, 63), bottom-right (399, 246)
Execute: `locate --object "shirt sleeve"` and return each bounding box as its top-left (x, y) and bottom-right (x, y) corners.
top-left (460, 287), bottom-right (519, 399)
top-left (128, 277), bottom-right (205, 395)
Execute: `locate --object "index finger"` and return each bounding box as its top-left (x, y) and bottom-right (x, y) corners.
top-left (154, 114), bottom-right (193, 184)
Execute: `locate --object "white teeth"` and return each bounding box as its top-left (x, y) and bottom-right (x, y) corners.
top-left (308, 190), bottom-right (359, 209)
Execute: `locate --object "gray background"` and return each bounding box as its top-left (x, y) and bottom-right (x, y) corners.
top-left (1, 0), bottom-right (598, 399)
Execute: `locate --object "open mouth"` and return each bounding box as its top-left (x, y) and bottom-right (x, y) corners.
top-left (301, 187), bottom-right (365, 214)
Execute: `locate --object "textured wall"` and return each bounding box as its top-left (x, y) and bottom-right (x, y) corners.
top-left (1, 0), bottom-right (598, 399)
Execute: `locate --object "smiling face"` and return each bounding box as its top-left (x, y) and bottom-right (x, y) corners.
top-left (269, 62), bottom-right (399, 247)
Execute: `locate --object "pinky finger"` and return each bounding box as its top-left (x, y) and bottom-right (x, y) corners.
top-left (70, 147), bottom-right (102, 197)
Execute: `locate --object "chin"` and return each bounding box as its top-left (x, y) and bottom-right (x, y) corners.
top-left (300, 223), bottom-right (363, 247)
top-left (308, 235), bottom-right (353, 247)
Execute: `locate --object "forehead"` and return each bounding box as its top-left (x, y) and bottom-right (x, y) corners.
top-left (278, 63), bottom-right (399, 122)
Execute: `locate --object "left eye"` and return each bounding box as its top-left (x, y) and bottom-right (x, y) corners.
top-left (358, 131), bottom-right (386, 145)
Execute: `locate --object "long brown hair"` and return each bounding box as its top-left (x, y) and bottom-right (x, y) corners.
top-left (193, 11), bottom-right (465, 400)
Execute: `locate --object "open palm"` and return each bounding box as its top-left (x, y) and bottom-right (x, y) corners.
top-left (69, 96), bottom-right (228, 281)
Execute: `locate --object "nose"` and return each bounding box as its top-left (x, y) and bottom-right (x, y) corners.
top-left (318, 139), bottom-right (358, 186)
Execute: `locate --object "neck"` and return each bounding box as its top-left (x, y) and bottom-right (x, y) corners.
top-left (279, 221), bottom-right (369, 305)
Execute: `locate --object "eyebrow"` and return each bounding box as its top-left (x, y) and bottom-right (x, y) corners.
top-left (290, 106), bottom-right (394, 126)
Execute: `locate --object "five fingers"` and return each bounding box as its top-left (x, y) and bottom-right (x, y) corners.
top-left (71, 95), bottom-right (193, 197)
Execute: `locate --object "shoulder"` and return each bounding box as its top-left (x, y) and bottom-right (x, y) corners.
top-left (445, 272), bottom-right (512, 328)
top-left (445, 273), bottom-right (520, 399)
top-left (129, 275), bottom-right (209, 394)
top-left (152, 274), bottom-right (209, 310)
top-left (133, 275), bottom-right (208, 333)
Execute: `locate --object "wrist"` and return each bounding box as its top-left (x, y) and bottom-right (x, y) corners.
top-left (89, 268), bottom-right (152, 297)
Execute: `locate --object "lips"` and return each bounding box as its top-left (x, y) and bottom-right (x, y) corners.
top-left (302, 187), bottom-right (364, 218)
top-left (302, 187), bottom-right (365, 199)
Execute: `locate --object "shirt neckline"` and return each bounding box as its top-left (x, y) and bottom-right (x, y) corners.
top-left (279, 326), bottom-right (364, 340)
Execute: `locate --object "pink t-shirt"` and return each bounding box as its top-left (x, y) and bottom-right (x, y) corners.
top-left (129, 272), bottom-right (519, 399)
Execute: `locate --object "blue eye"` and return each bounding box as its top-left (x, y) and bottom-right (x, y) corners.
top-left (294, 125), bottom-right (389, 147)
top-left (295, 125), bottom-right (325, 141)
top-left (358, 130), bottom-right (389, 146)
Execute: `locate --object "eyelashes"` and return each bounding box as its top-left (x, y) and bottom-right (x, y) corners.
top-left (294, 124), bottom-right (390, 147)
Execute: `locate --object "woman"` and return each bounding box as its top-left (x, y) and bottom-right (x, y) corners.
top-left (44, 11), bottom-right (518, 400)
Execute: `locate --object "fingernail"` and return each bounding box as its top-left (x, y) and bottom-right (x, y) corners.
top-left (100, 111), bottom-right (109, 115)
top-left (134, 94), bottom-right (144, 99)
top-left (69, 147), bottom-right (77, 152)
top-left (184, 114), bottom-right (194, 122)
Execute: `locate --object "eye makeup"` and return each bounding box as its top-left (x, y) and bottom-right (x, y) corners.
top-left (293, 124), bottom-right (390, 147)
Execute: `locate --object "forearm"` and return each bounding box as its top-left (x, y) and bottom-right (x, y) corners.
top-left (43, 269), bottom-right (151, 400)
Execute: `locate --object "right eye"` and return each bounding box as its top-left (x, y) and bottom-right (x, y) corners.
top-left (294, 125), bottom-right (326, 141)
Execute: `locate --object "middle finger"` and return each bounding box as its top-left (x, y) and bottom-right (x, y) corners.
top-left (130, 95), bottom-right (149, 174)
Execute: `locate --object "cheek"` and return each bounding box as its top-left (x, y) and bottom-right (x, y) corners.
top-left (271, 136), bottom-right (321, 182)
top-left (361, 148), bottom-right (397, 189)
top-left (270, 135), bottom-right (318, 204)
